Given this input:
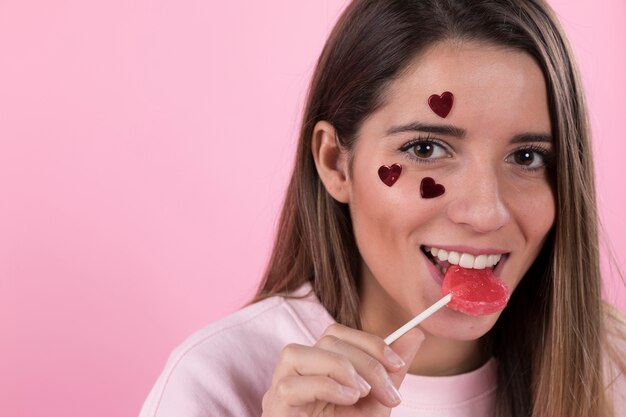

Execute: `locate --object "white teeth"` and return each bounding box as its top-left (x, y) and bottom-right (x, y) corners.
top-left (448, 251), bottom-right (460, 265)
top-left (459, 253), bottom-right (475, 268)
top-left (427, 247), bottom-right (503, 270)
top-left (474, 254), bottom-right (488, 269)
top-left (487, 254), bottom-right (502, 265)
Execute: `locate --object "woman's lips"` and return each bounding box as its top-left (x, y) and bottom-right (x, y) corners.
top-left (421, 246), bottom-right (509, 285)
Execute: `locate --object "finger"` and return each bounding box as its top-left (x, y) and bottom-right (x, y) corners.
top-left (316, 334), bottom-right (404, 407)
top-left (334, 328), bottom-right (426, 417)
top-left (323, 323), bottom-right (409, 371)
top-left (386, 328), bottom-right (424, 387)
top-left (272, 343), bottom-right (371, 396)
top-left (269, 375), bottom-right (360, 411)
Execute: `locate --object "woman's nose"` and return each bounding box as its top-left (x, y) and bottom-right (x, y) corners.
top-left (444, 167), bottom-right (511, 234)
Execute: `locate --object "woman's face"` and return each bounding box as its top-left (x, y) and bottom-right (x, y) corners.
top-left (348, 41), bottom-right (555, 340)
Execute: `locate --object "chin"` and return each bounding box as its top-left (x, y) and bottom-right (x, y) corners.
top-left (423, 309), bottom-right (502, 341)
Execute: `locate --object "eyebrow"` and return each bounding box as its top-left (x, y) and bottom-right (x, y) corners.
top-left (386, 122), bottom-right (466, 138)
top-left (386, 121), bottom-right (553, 144)
top-left (510, 133), bottom-right (553, 144)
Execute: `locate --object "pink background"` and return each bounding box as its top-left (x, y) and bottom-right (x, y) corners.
top-left (0, 1), bottom-right (624, 416)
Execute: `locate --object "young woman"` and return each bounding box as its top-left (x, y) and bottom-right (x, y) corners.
top-left (140, 0), bottom-right (626, 416)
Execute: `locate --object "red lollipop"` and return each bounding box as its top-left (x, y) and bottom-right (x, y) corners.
top-left (442, 265), bottom-right (509, 316)
top-left (384, 264), bottom-right (510, 344)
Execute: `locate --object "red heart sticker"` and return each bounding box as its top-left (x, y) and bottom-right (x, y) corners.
top-left (378, 164), bottom-right (402, 187)
top-left (428, 91), bottom-right (454, 118)
top-left (420, 177), bottom-right (445, 198)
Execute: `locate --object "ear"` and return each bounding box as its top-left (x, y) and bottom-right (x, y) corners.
top-left (311, 120), bottom-right (350, 203)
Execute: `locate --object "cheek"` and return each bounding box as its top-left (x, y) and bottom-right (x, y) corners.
top-left (352, 168), bottom-right (443, 226)
top-left (349, 171), bottom-right (443, 306)
top-left (509, 184), bottom-right (556, 243)
top-left (350, 177), bottom-right (406, 238)
top-left (349, 169), bottom-right (441, 252)
top-left (349, 186), bottom-right (449, 311)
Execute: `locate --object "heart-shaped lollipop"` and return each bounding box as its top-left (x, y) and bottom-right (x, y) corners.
top-left (442, 265), bottom-right (509, 316)
top-left (384, 262), bottom-right (510, 344)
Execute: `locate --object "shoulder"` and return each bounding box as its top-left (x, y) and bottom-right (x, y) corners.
top-left (139, 283), bottom-right (335, 417)
top-left (602, 303), bottom-right (626, 410)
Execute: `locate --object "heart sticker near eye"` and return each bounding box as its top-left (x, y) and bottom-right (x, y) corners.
top-left (420, 177), bottom-right (445, 198)
top-left (378, 164), bottom-right (402, 187)
top-left (428, 91), bottom-right (454, 118)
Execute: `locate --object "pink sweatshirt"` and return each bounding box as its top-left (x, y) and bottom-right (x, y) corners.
top-left (139, 283), bottom-right (625, 416)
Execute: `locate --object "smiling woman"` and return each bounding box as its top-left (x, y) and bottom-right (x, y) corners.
top-left (313, 41), bottom-right (556, 352)
top-left (139, 1), bottom-right (626, 416)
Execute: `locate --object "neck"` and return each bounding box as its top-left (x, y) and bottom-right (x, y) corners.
top-left (407, 332), bottom-right (486, 376)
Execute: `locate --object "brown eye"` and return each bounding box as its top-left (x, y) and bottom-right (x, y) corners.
top-left (414, 143), bottom-right (434, 158)
top-left (513, 150), bottom-right (535, 166)
top-left (505, 146), bottom-right (551, 171)
top-left (399, 139), bottom-right (449, 161)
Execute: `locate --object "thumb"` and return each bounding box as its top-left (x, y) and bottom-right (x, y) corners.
top-left (386, 328), bottom-right (425, 387)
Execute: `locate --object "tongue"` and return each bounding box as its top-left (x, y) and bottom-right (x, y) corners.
top-left (441, 265), bottom-right (509, 316)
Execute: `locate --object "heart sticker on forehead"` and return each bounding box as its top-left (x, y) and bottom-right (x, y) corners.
top-left (420, 177), bottom-right (445, 198)
top-left (428, 91), bottom-right (454, 118)
top-left (378, 164), bottom-right (402, 187)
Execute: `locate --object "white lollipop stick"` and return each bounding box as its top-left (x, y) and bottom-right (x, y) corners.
top-left (384, 293), bottom-right (452, 345)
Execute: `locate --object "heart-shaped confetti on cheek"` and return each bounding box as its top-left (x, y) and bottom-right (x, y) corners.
top-left (428, 91), bottom-right (454, 118)
top-left (420, 177), bottom-right (445, 198)
top-left (378, 164), bottom-right (402, 187)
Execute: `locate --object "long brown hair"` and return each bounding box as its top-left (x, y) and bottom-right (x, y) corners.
top-left (253, 0), bottom-right (617, 415)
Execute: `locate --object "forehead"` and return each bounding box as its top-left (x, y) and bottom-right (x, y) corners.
top-left (373, 40), bottom-right (551, 135)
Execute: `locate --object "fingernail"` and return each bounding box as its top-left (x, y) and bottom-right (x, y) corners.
top-left (384, 346), bottom-right (406, 368)
top-left (339, 385), bottom-right (360, 400)
top-left (385, 381), bottom-right (402, 404)
top-left (353, 373), bottom-right (371, 396)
